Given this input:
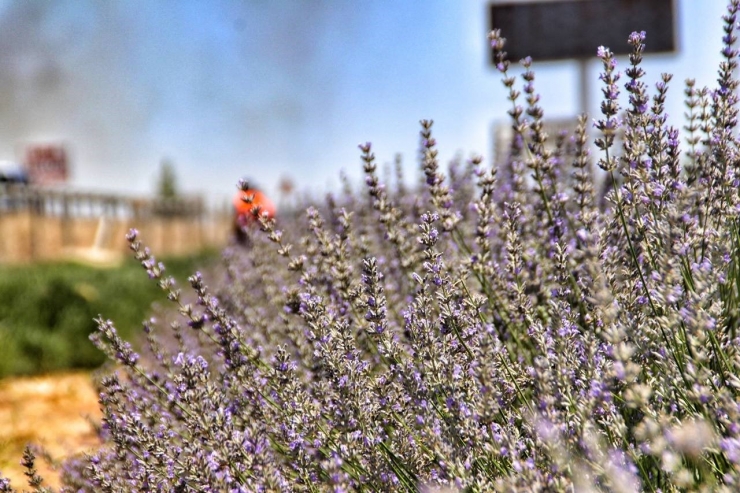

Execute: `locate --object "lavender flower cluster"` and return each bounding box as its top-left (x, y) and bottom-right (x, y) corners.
top-left (5, 3), bottom-right (740, 491)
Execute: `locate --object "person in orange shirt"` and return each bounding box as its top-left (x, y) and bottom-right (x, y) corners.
top-left (232, 181), bottom-right (276, 245)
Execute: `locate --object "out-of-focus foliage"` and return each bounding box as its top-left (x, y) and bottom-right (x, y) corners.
top-left (0, 252), bottom-right (216, 377)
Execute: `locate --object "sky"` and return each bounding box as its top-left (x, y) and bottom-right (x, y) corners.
top-left (0, 0), bottom-right (730, 207)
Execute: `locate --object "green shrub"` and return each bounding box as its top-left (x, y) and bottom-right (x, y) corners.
top-left (0, 251), bottom-right (216, 378)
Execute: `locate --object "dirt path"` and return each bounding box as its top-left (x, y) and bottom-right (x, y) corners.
top-left (0, 371), bottom-right (101, 489)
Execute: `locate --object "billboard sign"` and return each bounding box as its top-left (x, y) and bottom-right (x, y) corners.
top-left (489, 0), bottom-right (676, 63)
top-left (24, 144), bottom-right (69, 185)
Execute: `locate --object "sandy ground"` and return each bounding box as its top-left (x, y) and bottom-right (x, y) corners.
top-left (0, 371), bottom-right (101, 490)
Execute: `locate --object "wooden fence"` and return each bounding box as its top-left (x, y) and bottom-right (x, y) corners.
top-left (0, 185), bottom-right (232, 264)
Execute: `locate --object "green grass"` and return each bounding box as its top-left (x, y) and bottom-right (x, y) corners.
top-left (0, 250), bottom-right (218, 378)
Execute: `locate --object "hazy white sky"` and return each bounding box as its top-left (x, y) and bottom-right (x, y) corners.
top-left (0, 1), bottom-right (729, 205)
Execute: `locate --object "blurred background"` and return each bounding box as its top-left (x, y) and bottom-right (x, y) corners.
top-left (0, 0), bottom-right (727, 205)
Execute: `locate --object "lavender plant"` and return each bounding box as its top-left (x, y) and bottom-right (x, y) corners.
top-left (4, 3), bottom-right (740, 491)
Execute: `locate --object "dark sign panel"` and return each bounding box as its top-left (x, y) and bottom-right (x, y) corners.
top-left (489, 0), bottom-right (676, 62)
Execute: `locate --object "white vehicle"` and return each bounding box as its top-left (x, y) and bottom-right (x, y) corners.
top-left (0, 160), bottom-right (28, 184)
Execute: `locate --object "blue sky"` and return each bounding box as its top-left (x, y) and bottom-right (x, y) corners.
top-left (0, 1), bottom-right (729, 206)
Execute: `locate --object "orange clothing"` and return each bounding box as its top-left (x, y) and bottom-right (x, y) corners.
top-left (233, 189), bottom-right (276, 223)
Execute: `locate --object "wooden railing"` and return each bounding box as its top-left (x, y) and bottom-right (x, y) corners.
top-left (0, 185), bottom-right (232, 264)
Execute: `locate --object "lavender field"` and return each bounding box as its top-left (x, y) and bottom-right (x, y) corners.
top-left (5, 2), bottom-right (740, 491)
